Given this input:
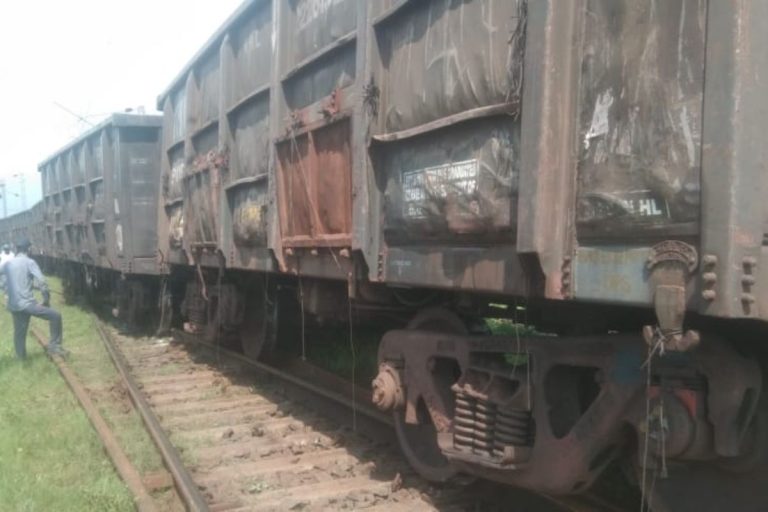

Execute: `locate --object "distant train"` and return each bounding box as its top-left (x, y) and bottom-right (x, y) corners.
top-left (1, 1), bottom-right (766, 510)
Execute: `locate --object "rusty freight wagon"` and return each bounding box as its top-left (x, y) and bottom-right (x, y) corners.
top-left (155, 0), bottom-right (768, 510)
top-left (38, 113), bottom-right (164, 322)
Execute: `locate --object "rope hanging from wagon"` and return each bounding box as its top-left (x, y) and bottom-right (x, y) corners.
top-left (639, 327), bottom-right (675, 512)
top-left (286, 123), bottom-right (358, 430)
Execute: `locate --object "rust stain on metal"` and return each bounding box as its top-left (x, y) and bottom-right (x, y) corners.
top-left (277, 120), bottom-right (352, 249)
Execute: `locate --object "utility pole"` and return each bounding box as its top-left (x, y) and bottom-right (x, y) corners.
top-left (13, 173), bottom-right (26, 210)
top-left (0, 181), bottom-right (6, 218)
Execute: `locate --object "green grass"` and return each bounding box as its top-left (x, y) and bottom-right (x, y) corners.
top-left (0, 284), bottom-right (134, 510)
top-left (300, 324), bottom-right (383, 387)
top-left (34, 279), bottom-right (165, 475)
top-left (485, 317), bottom-right (540, 337)
top-left (0, 276), bottom-right (166, 511)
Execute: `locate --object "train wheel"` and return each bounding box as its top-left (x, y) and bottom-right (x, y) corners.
top-left (239, 286), bottom-right (277, 360)
top-left (392, 307), bottom-right (465, 483)
top-left (646, 405), bottom-right (768, 512)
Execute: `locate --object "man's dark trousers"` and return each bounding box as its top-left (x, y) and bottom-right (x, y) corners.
top-left (11, 304), bottom-right (62, 359)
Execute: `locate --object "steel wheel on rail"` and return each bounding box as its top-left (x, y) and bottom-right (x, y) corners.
top-left (392, 307), bottom-right (466, 483)
top-left (239, 281), bottom-right (278, 361)
top-left (645, 403), bottom-right (768, 512)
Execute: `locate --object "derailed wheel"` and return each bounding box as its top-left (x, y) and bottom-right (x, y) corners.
top-left (391, 307), bottom-right (467, 482)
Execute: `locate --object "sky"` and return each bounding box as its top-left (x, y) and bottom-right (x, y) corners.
top-left (0, 0), bottom-right (243, 216)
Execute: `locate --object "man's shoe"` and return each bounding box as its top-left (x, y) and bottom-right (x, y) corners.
top-left (47, 347), bottom-right (70, 359)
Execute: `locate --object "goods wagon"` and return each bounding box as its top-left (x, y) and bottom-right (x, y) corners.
top-left (38, 113), bottom-right (163, 322)
top-left (151, 0), bottom-right (768, 509)
top-left (154, 1), bottom-right (768, 509)
top-left (151, 1), bottom-right (768, 510)
top-left (0, 202), bottom-right (44, 255)
top-left (0, 0), bottom-right (753, 509)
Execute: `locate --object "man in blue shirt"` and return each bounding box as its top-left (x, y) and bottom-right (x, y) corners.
top-left (2, 238), bottom-right (66, 359)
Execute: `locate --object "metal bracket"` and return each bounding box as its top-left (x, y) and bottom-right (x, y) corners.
top-left (645, 241), bottom-right (700, 352)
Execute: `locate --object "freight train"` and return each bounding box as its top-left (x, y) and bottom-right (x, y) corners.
top-left (1, 1), bottom-right (766, 510)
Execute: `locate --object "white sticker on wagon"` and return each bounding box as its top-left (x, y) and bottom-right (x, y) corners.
top-left (402, 159), bottom-right (479, 219)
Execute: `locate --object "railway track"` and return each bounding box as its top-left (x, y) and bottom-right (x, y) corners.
top-left (103, 327), bottom-right (479, 511)
top-left (92, 323), bottom-right (633, 512)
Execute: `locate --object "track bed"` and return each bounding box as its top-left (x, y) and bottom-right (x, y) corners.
top-left (111, 331), bottom-right (512, 511)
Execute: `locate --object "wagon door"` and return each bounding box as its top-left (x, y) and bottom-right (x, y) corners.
top-left (567, 0), bottom-right (707, 304)
top-left (219, 0), bottom-right (273, 271)
top-left (71, 145), bottom-right (87, 258)
top-left (575, 1), bottom-right (705, 240)
top-left (119, 126), bottom-right (162, 262)
top-left (185, 54), bottom-right (224, 254)
top-left (369, 0), bottom-right (526, 293)
top-left (88, 133), bottom-right (108, 260)
top-left (274, 0), bottom-right (359, 267)
top-left (555, 0), bottom-right (768, 323)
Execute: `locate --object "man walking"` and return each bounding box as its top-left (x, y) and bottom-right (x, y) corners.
top-left (2, 238), bottom-right (66, 359)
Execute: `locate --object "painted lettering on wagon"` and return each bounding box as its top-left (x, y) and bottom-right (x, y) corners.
top-left (296, 0), bottom-right (344, 30)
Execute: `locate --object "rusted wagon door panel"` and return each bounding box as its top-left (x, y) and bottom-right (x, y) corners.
top-left (575, 0), bottom-right (706, 237)
top-left (271, 0), bottom-right (362, 274)
top-left (276, 119), bottom-right (352, 247)
top-left (277, 136), bottom-right (312, 241)
top-left (184, 170), bottom-right (218, 248)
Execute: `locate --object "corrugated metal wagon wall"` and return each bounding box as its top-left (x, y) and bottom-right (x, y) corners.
top-left (221, 1), bottom-right (273, 257)
top-left (158, 0), bottom-right (276, 272)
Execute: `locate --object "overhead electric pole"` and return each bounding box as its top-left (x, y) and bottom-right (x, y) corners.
top-left (13, 173), bottom-right (26, 210)
top-left (0, 181), bottom-right (7, 218)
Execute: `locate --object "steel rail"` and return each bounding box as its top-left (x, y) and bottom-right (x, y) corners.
top-left (170, 330), bottom-right (631, 512)
top-left (171, 330), bottom-right (627, 512)
top-left (171, 328), bottom-right (391, 426)
top-left (29, 326), bottom-right (157, 512)
top-left (95, 323), bottom-right (210, 512)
